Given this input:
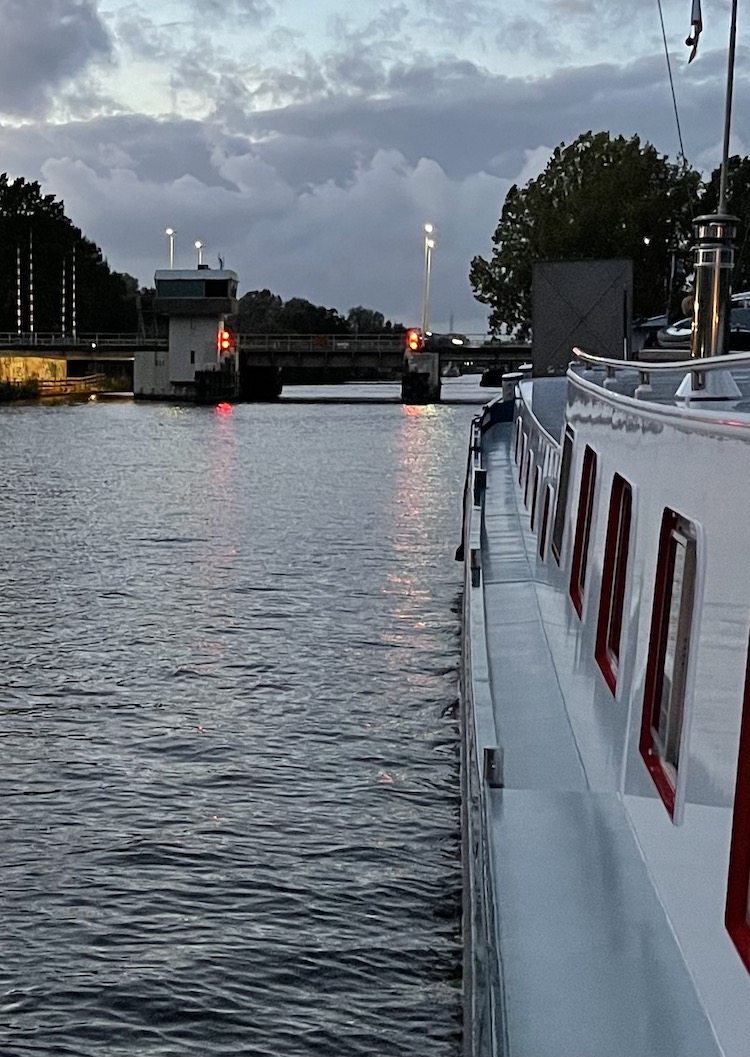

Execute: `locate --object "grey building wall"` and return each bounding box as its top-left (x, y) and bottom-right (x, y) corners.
top-left (532, 260), bottom-right (633, 375)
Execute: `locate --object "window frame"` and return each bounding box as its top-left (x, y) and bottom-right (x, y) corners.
top-left (530, 465), bottom-right (541, 531)
top-left (639, 509), bottom-right (698, 820)
top-left (726, 646), bottom-right (750, 973)
top-left (595, 474), bottom-right (633, 693)
top-left (569, 445), bottom-right (597, 617)
top-left (514, 416), bottom-right (523, 465)
top-left (539, 483), bottom-right (552, 560)
top-left (524, 450), bottom-right (535, 508)
top-left (518, 432), bottom-right (528, 485)
top-left (551, 426), bottom-right (574, 566)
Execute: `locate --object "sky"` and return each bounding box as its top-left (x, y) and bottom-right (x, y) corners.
top-left (0, 0), bottom-right (747, 335)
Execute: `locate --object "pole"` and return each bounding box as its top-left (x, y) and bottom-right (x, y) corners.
top-left (72, 244), bottom-right (77, 340)
top-left (16, 244), bottom-right (21, 334)
top-left (718, 0), bottom-right (739, 214)
top-left (424, 240), bottom-right (433, 335)
top-left (62, 255), bottom-right (67, 336)
top-left (421, 225), bottom-right (434, 334)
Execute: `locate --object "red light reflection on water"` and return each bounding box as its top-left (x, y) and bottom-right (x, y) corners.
top-left (215, 402), bottom-right (233, 416)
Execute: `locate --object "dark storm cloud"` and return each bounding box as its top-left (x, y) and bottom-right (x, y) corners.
top-left (0, 32), bottom-right (742, 331)
top-left (185, 0), bottom-right (276, 18)
top-left (237, 52), bottom-right (739, 186)
top-left (0, 0), bottom-right (111, 117)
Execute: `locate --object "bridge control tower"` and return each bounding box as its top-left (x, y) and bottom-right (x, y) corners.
top-left (134, 267), bottom-right (239, 402)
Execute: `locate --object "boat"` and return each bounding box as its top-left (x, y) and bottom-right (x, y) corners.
top-left (457, 5), bottom-right (750, 1054)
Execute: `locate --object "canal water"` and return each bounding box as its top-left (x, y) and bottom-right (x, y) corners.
top-left (0, 381), bottom-right (486, 1056)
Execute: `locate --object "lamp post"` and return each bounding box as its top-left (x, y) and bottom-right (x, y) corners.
top-left (165, 228), bottom-right (175, 268)
top-left (194, 240), bottom-right (203, 266)
top-left (421, 222), bottom-right (435, 335)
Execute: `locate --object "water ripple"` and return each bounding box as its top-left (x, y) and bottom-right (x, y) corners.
top-left (0, 397), bottom-right (478, 1056)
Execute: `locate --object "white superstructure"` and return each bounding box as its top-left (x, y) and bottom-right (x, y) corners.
top-left (460, 356), bottom-right (750, 1056)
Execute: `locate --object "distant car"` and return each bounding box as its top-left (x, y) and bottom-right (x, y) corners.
top-left (423, 332), bottom-right (469, 350)
top-left (657, 303), bottom-right (750, 351)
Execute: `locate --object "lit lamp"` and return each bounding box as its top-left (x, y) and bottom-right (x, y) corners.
top-left (195, 240), bottom-right (203, 266)
top-left (165, 228), bottom-right (175, 268)
top-left (421, 223), bottom-right (436, 335)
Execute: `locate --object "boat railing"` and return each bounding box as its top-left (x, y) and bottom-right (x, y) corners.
top-left (572, 347), bottom-right (750, 399)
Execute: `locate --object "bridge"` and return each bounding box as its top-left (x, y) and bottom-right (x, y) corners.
top-left (0, 332), bottom-right (530, 369)
top-left (0, 332), bottom-right (532, 402)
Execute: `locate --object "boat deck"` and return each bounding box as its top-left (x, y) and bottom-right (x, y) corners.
top-left (471, 417), bottom-right (721, 1056)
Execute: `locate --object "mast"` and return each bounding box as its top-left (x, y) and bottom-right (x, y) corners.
top-left (718, 0), bottom-right (739, 213)
top-left (684, 0), bottom-right (740, 395)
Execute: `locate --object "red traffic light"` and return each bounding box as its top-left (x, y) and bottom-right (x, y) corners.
top-left (405, 328), bottom-right (423, 352)
top-left (218, 328), bottom-right (234, 353)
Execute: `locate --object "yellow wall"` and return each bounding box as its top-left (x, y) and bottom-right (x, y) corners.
top-left (0, 355), bottom-right (67, 382)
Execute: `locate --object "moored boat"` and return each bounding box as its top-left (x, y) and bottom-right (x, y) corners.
top-left (458, 5), bottom-right (750, 1053)
top-left (459, 351), bottom-right (750, 1056)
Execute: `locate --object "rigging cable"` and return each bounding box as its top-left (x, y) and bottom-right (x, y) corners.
top-left (656, 0), bottom-right (688, 169)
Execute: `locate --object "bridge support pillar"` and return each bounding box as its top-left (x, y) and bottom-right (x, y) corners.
top-left (401, 352), bottom-right (440, 404)
top-left (239, 365), bottom-right (282, 401)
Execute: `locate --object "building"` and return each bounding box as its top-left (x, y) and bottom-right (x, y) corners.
top-left (134, 267), bottom-right (239, 401)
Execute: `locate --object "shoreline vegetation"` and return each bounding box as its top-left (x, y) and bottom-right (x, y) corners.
top-left (0, 379), bottom-right (40, 401)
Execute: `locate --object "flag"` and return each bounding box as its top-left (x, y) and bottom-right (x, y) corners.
top-left (686, 0), bottom-right (702, 62)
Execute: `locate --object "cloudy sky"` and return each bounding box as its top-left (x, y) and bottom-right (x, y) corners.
top-left (0, 0), bottom-right (746, 333)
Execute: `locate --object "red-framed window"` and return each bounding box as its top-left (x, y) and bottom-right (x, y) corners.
top-left (514, 417), bottom-right (523, 464)
top-left (569, 446), bottom-right (597, 617)
top-left (539, 483), bottom-right (552, 560)
top-left (518, 433), bottom-right (528, 484)
top-left (530, 466), bottom-right (541, 531)
top-left (726, 647), bottom-right (750, 972)
top-left (639, 510), bottom-right (697, 819)
top-left (524, 450), bottom-right (535, 508)
top-left (551, 427), bottom-right (574, 566)
top-left (595, 475), bottom-right (633, 692)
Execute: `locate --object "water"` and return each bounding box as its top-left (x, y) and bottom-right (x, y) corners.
top-left (0, 383), bottom-right (484, 1057)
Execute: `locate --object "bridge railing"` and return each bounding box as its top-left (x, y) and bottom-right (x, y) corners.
top-left (0, 331), bottom-right (529, 355)
top-left (38, 374), bottom-right (109, 395)
top-left (236, 333), bottom-right (509, 352)
top-left (238, 334), bottom-right (404, 352)
top-left (0, 333), bottom-right (168, 348)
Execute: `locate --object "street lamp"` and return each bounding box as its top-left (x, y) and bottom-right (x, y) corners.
top-left (194, 240), bottom-right (203, 266)
top-left (421, 223), bottom-right (436, 335)
top-left (165, 228), bottom-right (175, 268)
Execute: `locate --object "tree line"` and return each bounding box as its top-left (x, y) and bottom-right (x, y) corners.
top-left (231, 289), bottom-right (404, 336)
top-left (470, 131), bottom-right (750, 336)
top-left (0, 174), bottom-right (403, 337)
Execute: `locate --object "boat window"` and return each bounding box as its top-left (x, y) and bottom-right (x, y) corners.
top-left (595, 475), bottom-right (632, 692)
top-left (569, 446), bottom-right (597, 617)
top-left (639, 510), bottom-right (697, 818)
top-left (539, 484), bottom-right (552, 560)
top-left (725, 640), bottom-right (750, 973)
top-left (524, 450), bottom-right (535, 508)
top-left (530, 466), bottom-right (541, 530)
top-left (518, 433), bottom-right (528, 485)
top-left (514, 417), bottom-right (523, 464)
top-left (551, 426), bottom-right (575, 566)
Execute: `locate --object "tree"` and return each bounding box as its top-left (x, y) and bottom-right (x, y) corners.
top-left (470, 131), bottom-right (701, 335)
top-left (347, 306), bottom-right (385, 333)
top-left (0, 174), bottom-right (137, 333)
top-left (701, 156), bottom-right (750, 293)
top-left (280, 297), bottom-right (349, 334)
top-left (235, 289), bottom-right (285, 333)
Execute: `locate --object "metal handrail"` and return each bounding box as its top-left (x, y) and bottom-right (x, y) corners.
top-left (572, 346), bottom-right (750, 374)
